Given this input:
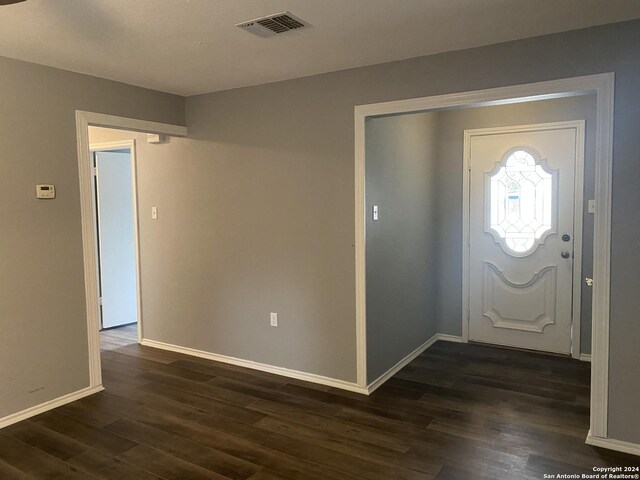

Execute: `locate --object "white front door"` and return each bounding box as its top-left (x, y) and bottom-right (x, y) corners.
top-left (468, 122), bottom-right (583, 354)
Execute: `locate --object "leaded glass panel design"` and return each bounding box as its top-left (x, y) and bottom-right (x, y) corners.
top-left (488, 149), bottom-right (554, 255)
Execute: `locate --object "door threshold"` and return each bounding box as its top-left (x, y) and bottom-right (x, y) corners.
top-left (467, 340), bottom-right (574, 359)
top-left (99, 322), bottom-right (137, 332)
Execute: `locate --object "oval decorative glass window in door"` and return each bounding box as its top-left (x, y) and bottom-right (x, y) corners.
top-left (486, 148), bottom-right (556, 256)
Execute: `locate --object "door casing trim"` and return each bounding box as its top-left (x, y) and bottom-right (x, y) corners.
top-left (462, 120), bottom-right (585, 358)
top-left (354, 73), bottom-right (614, 439)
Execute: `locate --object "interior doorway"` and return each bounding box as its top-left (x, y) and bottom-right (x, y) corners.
top-left (76, 110), bottom-right (188, 394)
top-left (354, 74), bottom-right (614, 443)
top-left (90, 141), bottom-right (140, 333)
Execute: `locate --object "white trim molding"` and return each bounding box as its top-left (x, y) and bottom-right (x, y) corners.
top-left (354, 73), bottom-right (614, 440)
top-left (141, 339), bottom-right (368, 395)
top-left (354, 109), bottom-right (367, 388)
top-left (367, 334), bottom-right (463, 394)
top-left (0, 386), bottom-right (104, 430)
top-left (76, 111), bottom-right (187, 391)
top-left (80, 112), bottom-right (187, 137)
top-left (589, 73), bottom-right (615, 439)
top-left (580, 353), bottom-right (592, 362)
top-left (586, 431), bottom-right (640, 457)
top-left (436, 334), bottom-right (464, 343)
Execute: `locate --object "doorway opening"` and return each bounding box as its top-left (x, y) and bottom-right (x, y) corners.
top-left (89, 136), bottom-right (141, 351)
top-left (76, 111), bottom-right (188, 392)
top-left (354, 74), bottom-right (614, 443)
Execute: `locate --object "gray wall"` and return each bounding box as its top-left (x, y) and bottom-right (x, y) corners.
top-left (137, 99), bottom-right (358, 381)
top-left (434, 96), bottom-right (597, 354)
top-left (0, 57), bottom-right (184, 419)
top-left (365, 113), bottom-right (439, 383)
top-left (137, 20), bottom-right (638, 442)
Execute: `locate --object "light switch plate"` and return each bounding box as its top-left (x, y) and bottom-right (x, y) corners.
top-left (373, 205), bottom-right (379, 221)
top-left (151, 206), bottom-right (158, 219)
top-left (588, 199), bottom-right (596, 214)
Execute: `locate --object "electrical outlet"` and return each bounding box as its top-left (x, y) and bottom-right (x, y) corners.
top-left (270, 312), bottom-right (278, 327)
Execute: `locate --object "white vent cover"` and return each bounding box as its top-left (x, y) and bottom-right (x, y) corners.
top-left (236, 11), bottom-right (308, 38)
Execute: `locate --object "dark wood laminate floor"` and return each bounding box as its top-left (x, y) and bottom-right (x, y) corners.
top-left (1, 332), bottom-right (638, 479)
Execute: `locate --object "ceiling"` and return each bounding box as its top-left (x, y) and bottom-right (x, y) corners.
top-left (0, 0), bottom-right (639, 96)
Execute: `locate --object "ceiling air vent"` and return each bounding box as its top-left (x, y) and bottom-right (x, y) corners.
top-left (236, 11), bottom-right (308, 38)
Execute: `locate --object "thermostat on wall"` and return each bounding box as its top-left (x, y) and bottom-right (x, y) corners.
top-left (36, 184), bottom-right (56, 199)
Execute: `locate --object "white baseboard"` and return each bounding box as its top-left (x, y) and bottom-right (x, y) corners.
top-left (436, 333), bottom-right (464, 343)
top-left (586, 431), bottom-right (640, 457)
top-left (0, 385), bottom-right (104, 430)
top-left (141, 339), bottom-right (368, 395)
top-left (366, 333), bottom-right (463, 394)
top-left (579, 353), bottom-right (592, 362)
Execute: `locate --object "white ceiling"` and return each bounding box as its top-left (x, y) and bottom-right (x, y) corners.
top-left (1, 0), bottom-right (639, 96)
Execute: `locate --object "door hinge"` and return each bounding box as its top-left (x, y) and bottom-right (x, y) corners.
top-left (92, 166), bottom-right (97, 177)
top-left (98, 296), bottom-right (103, 305)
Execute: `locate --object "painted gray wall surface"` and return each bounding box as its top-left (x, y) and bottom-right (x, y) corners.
top-left (434, 96), bottom-right (597, 354)
top-left (139, 20), bottom-right (638, 441)
top-left (136, 105), bottom-right (359, 381)
top-left (365, 113), bottom-right (439, 383)
top-left (0, 56), bottom-right (184, 419)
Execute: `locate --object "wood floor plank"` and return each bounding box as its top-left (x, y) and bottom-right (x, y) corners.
top-left (105, 417), bottom-right (261, 480)
top-left (79, 390), bottom-right (358, 480)
top-left (67, 448), bottom-right (164, 480)
top-left (1, 420), bottom-right (87, 461)
top-left (29, 410), bottom-right (138, 456)
top-left (118, 444), bottom-right (230, 480)
top-left (55, 398), bottom-right (123, 428)
top-left (0, 434), bottom-right (99, 479)
top-left (207, 376), bottom-right (344, 417)
top-left (102, 349), bottom-right (216, 382)
top-left (137, 370), bottom-right (258, 406)
top-left (246, 470), bottom-right (289, 480)
top-left (0, 458), bottom-right (32, 480)
top-left (247, 398), bottom-right (413, 453)
top-left (170, 359), bottom-right (289, 390)
top-left (134, 381), bottom-right (267, 425)
top-left (1, 328), bottom-right (637, 480)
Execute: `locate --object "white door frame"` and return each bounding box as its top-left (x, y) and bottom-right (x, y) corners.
top-left (90, 140), bottom-right (142, 342)
top-left (76, 111), bottom-right (187, 391)
top-left (462, 120), bottom-right (585, 357)
top-left (354, 73), bottom-right (614, 439)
